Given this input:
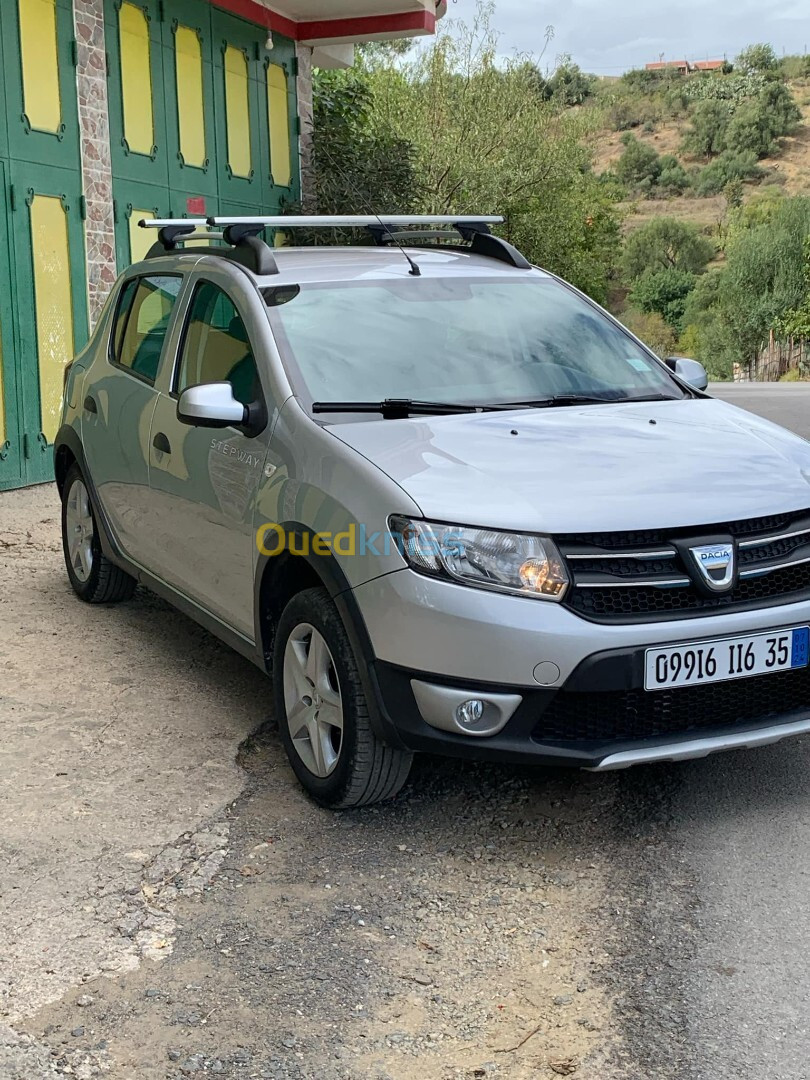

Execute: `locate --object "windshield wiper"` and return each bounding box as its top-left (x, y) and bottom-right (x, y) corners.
top-left (312, 398), bottom-right (508, 419)
top-left (501, 393), bottom-right (679, 408)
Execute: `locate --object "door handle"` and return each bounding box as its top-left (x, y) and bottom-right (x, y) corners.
top-left (152, 432), bottom-right (171, 454)
top-left (83, 395), bottom-right (97, 414)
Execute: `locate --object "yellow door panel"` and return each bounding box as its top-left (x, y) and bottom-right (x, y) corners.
top-left (175, 26), bottom-right (206, 168)
top-left (267, 64), bottom-right (291, 188)
top-left (224, 46), bottom-right (251, 178)
top-left (30, 196), bottom-right (75, 444)
top-left (119, 2), bottom-right (155, 155)
top-left (18, 0), bottom-right (62, 133)
top-left (129, 209), bottom-right (155, 263)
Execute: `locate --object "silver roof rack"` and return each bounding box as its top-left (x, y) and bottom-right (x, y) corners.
top-left (137, 213), bottom-right (531, 272)
top-left (204, 214), bottom-right (504, 228)
top-left (139, 218), bottom-right (209, 229)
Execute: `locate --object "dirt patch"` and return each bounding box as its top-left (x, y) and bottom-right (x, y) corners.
top-left (1, 485), bottom-right (621, 1079)
top-left (22, 738), bottom-right (619, 1079)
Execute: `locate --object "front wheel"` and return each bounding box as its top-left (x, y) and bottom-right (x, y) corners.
top-left (273, 587), bottom-right (413, 808)
top-left (61, 463), bottom-right (137, 604)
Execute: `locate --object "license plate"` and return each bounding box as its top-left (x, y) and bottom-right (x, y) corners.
top-left (645, 626), bottom-right (810, 691)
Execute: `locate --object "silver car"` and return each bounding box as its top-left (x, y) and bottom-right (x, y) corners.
top-left (55, 214), bottom-right (810, 807)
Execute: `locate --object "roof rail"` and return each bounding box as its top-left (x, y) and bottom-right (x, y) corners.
top-left (138, 213), bottom-right (532, 273)
top-left (204, 213), bottom-right (530, 269)
top-left (138, 218), bottom-right (279, 276)
top-left (205, 214), bottom-right (504, 228)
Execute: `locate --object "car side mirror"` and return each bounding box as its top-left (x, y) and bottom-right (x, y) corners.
top-left (665, 356), bottom-right (709, 392)
top-left (177, 382), bottom-right (247, 428)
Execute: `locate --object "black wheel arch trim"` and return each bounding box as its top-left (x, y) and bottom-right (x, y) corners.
top-left (54, 426), bottom-right (122, 567)
top-left (253, 521), bottom-right (407, 748)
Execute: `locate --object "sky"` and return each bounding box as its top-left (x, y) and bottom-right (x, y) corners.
top-left (451, 0), bottom-right (810, 75)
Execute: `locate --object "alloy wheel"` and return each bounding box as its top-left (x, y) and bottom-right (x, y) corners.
top-left (65, 479), bottom-right (95, 583)
top-left (282, 623), bottom-right (344, 777)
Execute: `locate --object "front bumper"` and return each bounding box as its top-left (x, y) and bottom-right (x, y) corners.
top-left (353, 569), bottom-right (810, 768)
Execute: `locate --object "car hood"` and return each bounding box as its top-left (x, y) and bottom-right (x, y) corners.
top-left (326, 398), bottom-right (810, 534)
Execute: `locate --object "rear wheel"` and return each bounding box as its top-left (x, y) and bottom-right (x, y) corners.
top-left (61, 463), bottom-right (136, 604)
top-left (273, 587), bottom-right (413, 808)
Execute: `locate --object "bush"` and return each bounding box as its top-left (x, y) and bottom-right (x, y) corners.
top-left (606, 94), bottom-right (664, 132)
top-left (310, 69), bottom-right (421, 229)
top-left (621, 218), bottom-right (715, 281)
top-left (548, 56), bottom-right (596, 106)
top-left (736, 43), bottom-right (779, 75)
top-left (693, 150), bottom-right (763, 195)
top-left (657, 155), bottom-right (691, 194)
top-left (780, 55), bottom-right (810, 80)
top-left (620, 309), bottom-right (678, 357)
top-left (620, 68), bottom-right (668, 93)
top-left (629, 268), bottom-right (697, 327)
top-left (724, 82), bottom-right (801, 158)
top-left (689, 197), bottom-right (810, 370)
top-left (681, 99), bottom-right (731, 158)
top-left (615, 133), bottom-right (662, 189)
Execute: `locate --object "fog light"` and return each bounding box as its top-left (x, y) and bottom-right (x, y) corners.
top-left (455, 699), bottom-right (485, 727)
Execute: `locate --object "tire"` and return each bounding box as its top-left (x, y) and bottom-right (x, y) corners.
top-left (273, 587), bottom-right (413, 808)
top-left (61, 463), bottom-right (137, 604)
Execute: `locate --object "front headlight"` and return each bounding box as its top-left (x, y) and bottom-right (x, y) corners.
top-left (389, 516), bottom-right (569, 601)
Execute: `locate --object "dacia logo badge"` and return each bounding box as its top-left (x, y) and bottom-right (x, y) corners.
top-left (689, 542), bottom-right (736, 593)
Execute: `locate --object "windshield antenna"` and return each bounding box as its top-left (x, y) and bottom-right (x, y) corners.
top-left (317, 147), bottom-right (421, 276)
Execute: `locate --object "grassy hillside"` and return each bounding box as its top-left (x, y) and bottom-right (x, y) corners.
top-left (567, 58), bottom-right (810, 378)
top-left (589, 79), bottom-right (810, 234)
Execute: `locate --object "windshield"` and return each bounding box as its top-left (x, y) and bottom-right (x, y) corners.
top-left (265, 275), bottom-right (686, 408)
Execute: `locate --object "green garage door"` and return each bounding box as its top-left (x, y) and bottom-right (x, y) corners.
top-left (0, 0), bottom-right (87, 490)
top-left (105, 0), bottom-right (299, 269)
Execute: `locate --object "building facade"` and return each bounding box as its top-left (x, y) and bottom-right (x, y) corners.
top-left (0, 0), bottom-right (441, 490)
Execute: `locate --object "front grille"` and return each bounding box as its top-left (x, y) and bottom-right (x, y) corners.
top-left (558, 508), bottom-right (810, 623)
top-left (535, 666), bottom-right (810, 743)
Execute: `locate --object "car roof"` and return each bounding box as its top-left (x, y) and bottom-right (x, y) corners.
top-left (191, 244), bottom-right (549, 288)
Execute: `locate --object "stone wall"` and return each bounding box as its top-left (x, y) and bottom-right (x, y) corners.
top-left (73, 0), bottom-right (117, 328)
top-left (296, 43), bottom-right (315, 209)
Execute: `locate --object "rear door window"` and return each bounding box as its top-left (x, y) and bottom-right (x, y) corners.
top-left (109, 274), bottom-right (182, 385)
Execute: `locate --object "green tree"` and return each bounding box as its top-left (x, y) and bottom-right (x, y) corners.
top-left (629, 268), bottom-right (698, 328)
top-left (615, 133), bottom-right (662, 190)
top-left (775, 239), bottom-right (810, 339)
top-left (547, 55), bottom-right (595, 106)
top-left (736, 43), bottom-right (779, 75)
top-left (724, 178), bottom-right (744, 209)
top-left (621, 218), bottom-right (714, 282)
top-left (308, 68), bottom-right (421, 234)
top-left (681, 99), bottom-right (730, 159)
top-left (723, 82), bottom-right (800, 159)
top-left (364, 1), bottom-right (621, 302)
top-left (693, 150), bottom-right (762, 196)
top-left (657, 155), bottom-right (691, 194)
top-left (682, 198), bottom-right (810, 373)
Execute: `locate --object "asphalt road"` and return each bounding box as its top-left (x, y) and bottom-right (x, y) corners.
top-left (610, 381), bottom-right (810, 1080)
top-left (710, 380), bottom-right (810, 435)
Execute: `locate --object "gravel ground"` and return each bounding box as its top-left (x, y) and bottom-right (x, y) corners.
top-left (1, 485), bottom-right (624, 1080)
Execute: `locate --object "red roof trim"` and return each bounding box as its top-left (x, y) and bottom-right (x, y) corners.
top-left (299, 9), bottom-right (435, 42)
top-left (209, 1), bottom-right (434, 43)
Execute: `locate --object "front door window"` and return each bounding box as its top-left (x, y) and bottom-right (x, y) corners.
top-left (176, 281), bottom-right (261, 406)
